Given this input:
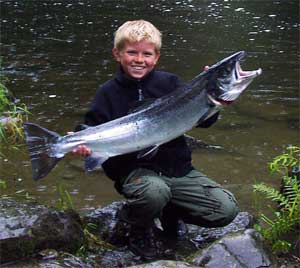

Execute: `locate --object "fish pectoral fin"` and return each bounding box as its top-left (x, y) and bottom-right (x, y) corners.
top-left (85, 154), bottom-right (108, 173)
top-left (137, 145), bottom-right (159, 159)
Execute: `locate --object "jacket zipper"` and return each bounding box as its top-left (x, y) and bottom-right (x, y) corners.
top-left (137, 81), bottom-right (144, 101)
top-left (138, 88), bottom-right (144, 101)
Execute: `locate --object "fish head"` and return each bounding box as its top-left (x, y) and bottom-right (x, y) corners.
top-left (206, 51), bottom-right (262, 104)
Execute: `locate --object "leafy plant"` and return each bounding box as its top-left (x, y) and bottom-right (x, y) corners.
top-left (253, 146), bottom-right (300, 253)
top-left (0, 60), bottom-right (29, 153)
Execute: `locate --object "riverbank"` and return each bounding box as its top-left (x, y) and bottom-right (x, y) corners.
top-left (1, 197), bottom-right (298, 268)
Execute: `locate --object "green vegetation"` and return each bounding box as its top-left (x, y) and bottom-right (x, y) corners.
top-left (253, 146), bottom-right (300, 254)
top-left (76, 222), bottom-right (115, 260)
top-left (0, 62), bottom-right (30, 197)
top-left (55, 183), bottom-right (75, 211)
top-left (52, 184), bottom-right (110, 259)
top-left (53, 183), bottom-right (114, 259)
top-left (0, 62), bottom-right (29, 154)
top-left (0, 179), bottom-right (7, 190)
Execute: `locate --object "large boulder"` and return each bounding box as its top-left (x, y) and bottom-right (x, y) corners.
top-left (191, 211), bottom-right (253, 247)
top-left (191, 229), bottom-right (272, 268)
top-left (83, 201), bottom-right (129, 245)
top-left (127, 260), bottom-right (198, 268)
top-left (0, 197), bottom-right (84, 264)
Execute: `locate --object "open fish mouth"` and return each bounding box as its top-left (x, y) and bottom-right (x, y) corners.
top-left (217, 57), bottom-right (262, 104)
top-left (235, 61), bottom-right (262, 79)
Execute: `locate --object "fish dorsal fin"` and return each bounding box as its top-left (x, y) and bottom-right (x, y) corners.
top-left (128, 99), bottom-right (156, 114)
top-left (137, 145), bottom-right (159, 159)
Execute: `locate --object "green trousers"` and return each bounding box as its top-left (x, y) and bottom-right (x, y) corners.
top-left (118, 168), bottom-right (239, 228)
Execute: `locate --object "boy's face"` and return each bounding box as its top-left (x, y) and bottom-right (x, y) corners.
top-left (112, 40), bottom-right (160, 79)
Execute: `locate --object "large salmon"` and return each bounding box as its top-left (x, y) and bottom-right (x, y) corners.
top-left (24, 51), bottom-right (262, 180)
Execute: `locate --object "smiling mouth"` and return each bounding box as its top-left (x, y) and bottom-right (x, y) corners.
top-left (131, 66), bottom-right (145, 70)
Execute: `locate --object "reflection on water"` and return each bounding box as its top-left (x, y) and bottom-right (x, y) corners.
top-left (0, 0), bottom-right (299, 214)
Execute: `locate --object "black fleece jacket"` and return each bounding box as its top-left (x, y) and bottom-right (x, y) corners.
top-left (83, 68), bottom-right (218, 185)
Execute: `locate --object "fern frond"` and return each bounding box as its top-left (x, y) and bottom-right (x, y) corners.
top-left (262, 213), bottom-right (296, 241)
top-left (272, 239), bottom-right (291, 253)
top-left (269, 146), bottom-right (300, 174)
top-left (253, 183), bottom-right (291, 210)
top-left (254, 146), bottom-right (300, 253)
top-left (281, 176), bottom-right (300, 210)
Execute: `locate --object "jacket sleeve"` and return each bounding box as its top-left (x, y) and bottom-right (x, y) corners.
top-left (74, 88), bottom-right (111, 132)
top-left (84, 87), bottom-right (113, 127)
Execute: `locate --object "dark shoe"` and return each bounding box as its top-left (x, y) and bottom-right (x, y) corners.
top-left (128, 225), bottom-right (157, 260)
top-left (109, 219), bottom-right (130, 246)
top-left (161, 217), bottom-right (188, 238)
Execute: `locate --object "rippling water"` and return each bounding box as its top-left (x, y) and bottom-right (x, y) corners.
top-left (0, 0), bottom-right (299, 214)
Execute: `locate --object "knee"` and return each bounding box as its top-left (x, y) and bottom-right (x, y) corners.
top-left (123, 176), bottom-right (171, 213)
top-left (143, 179), bottom-right (171, 211)
top-left (188, 188), bottom-right (239, 228)
top-left (213, 189), bottom-right (239, 227)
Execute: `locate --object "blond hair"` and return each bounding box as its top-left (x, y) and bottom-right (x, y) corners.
top-left (114, 20), bottom-right (162, 52)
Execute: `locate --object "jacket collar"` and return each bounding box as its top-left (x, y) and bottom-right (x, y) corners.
top-left (115, 66), bottom-right (155, 88)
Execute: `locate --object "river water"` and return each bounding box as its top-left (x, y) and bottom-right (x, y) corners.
top-left (0, 0), bottom-right (299, 214)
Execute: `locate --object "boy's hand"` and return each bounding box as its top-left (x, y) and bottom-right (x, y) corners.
top-left (72, 145), bottom-right (92, 157)
top-left (67, 132), bottom-right (92, 157)
top-left (204, 65), bottom-right (209, 71)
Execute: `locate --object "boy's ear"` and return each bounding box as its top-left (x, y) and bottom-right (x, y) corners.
top-left (154, 51), bottom-right (160, 65)
top-left (112, 48), bottom-right (121, 62)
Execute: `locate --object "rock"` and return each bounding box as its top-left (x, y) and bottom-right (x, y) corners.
top-left (83, 201), bottom-right (129, 245)
top-left (89, 248), bottom-right (142, 268)
top-left (1, 253), bottom-right (96, 268)
top-left (191, 211), bottom-right (253, 247)
top-left (84, 202), bottom-right (253, 247)
top-left (0, 199), bottom-right (274, 268)
top-left (0, 116), bottom-right (19, 127)
top-left (191, 229), bottom-right (272, 268)
top-left (83, 202), bottom-right (255, 266)
top-left (127, 260), bottom-right (198, 268)
top-left (0, 197), bottom-right (84, 264)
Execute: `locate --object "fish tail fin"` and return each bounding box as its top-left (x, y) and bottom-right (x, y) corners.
top-left (23, 122), bottom-right (62, 180)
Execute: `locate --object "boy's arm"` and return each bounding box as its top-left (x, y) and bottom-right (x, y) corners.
top-left (84, 87), bottom-right (112, 127)
top-left (72, 86), bottom-right (112, 157)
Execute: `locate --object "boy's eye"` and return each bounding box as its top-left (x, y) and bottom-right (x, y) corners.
top-left (127, 51), bottom-right (136, 55)
top-left (144, 52), bottom-right (153, 57)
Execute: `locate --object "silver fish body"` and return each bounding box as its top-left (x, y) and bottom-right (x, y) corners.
top-left (24, 51), bottom-right (262, 180)
top-left (58, 87), bottom-right (211, 157)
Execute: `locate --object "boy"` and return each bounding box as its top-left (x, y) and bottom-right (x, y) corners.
top-left (73, 20), bottom-right (239, 259)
